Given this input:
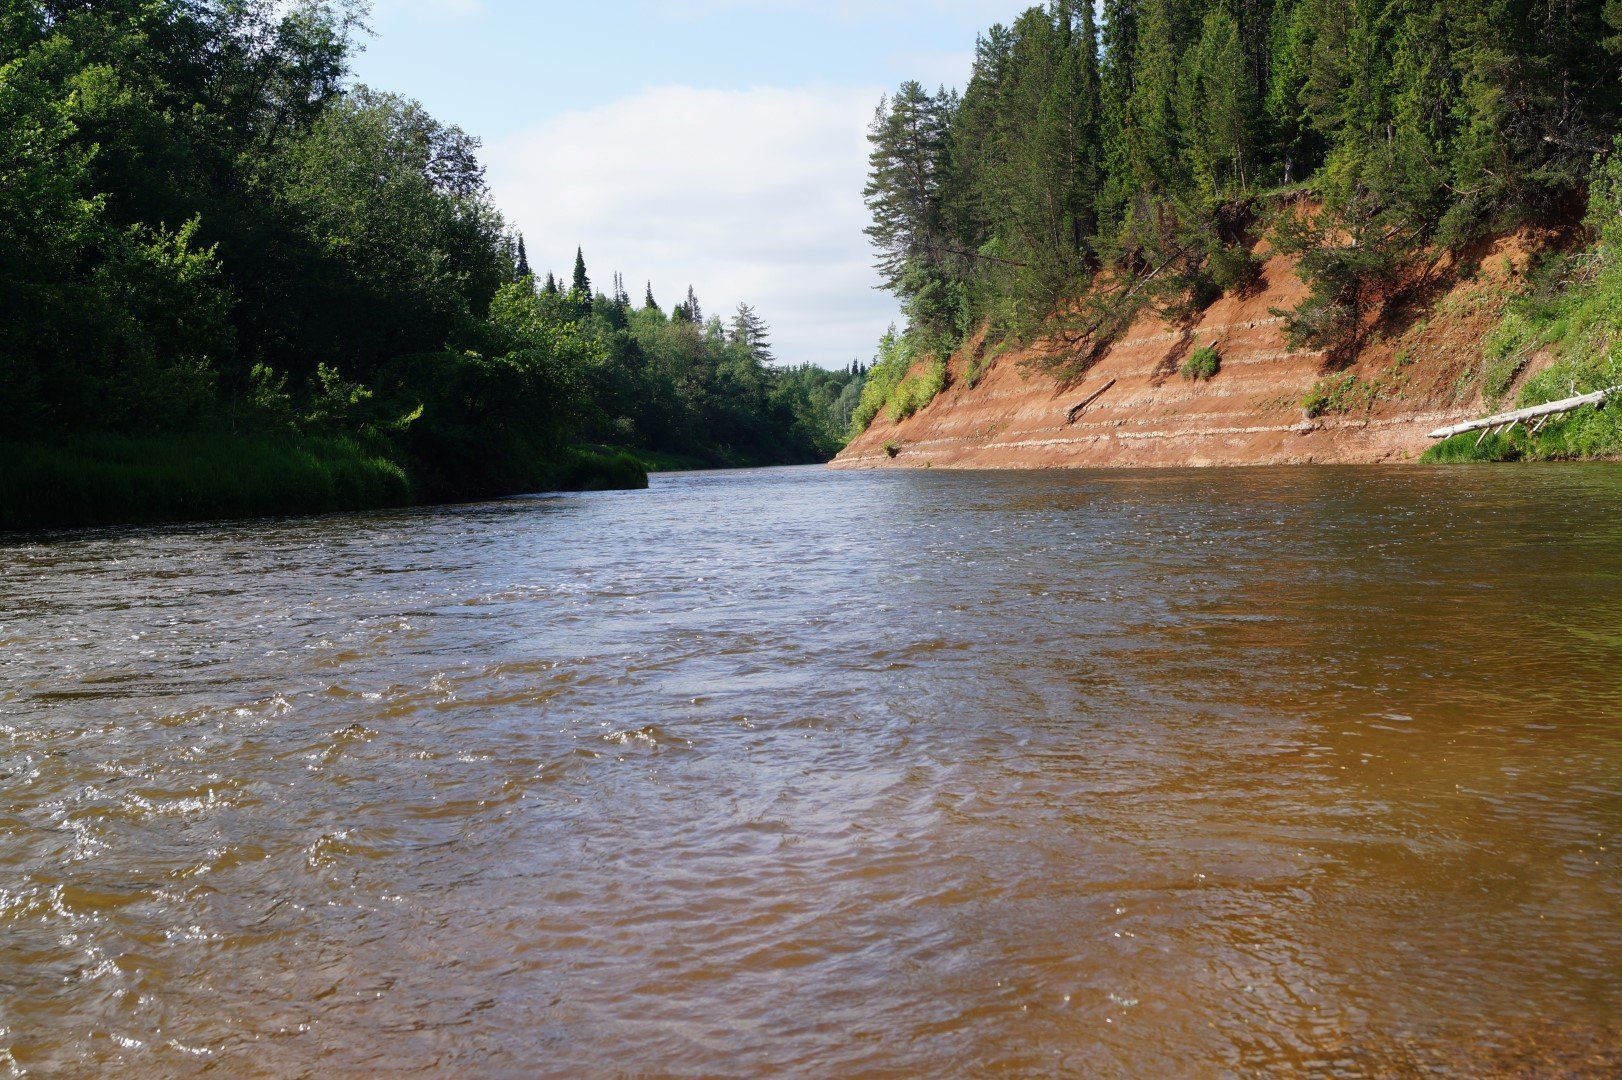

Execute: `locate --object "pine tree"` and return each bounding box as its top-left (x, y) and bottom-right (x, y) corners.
top-left (863, 81), bottom-right (955, 292)
top-left (729, 303), bottom-right (774, 363)
top-left (644, 281), bottom-right (658, 310)
top-left (543, 271), bottom-right (559, 295)
top-left (515, 235), bottom-right (531, 278)
top-left (685, 285), bottom-right (702, 325)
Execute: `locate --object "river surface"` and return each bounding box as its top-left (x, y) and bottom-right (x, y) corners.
top-left (3, 465), bottom-right (1621, 1077)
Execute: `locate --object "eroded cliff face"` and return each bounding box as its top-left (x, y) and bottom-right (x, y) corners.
top-left (833, 235), bottom-right (1550, 470)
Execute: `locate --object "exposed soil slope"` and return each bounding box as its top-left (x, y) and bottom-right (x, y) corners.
top-left (834, 235), bottom-right (1551, 470)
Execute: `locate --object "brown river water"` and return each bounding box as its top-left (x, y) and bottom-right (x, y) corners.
top-left (2, 465), bottom-right (1620, 1077)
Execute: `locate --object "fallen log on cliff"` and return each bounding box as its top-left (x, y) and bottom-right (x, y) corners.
top-left (1066, 379), bottom-right (1117, 426)
top-left (1426, 386), bottom-right (1621, 440)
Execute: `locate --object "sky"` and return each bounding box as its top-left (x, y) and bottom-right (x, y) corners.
top-left (348, 1), bottom-right (1023, 368)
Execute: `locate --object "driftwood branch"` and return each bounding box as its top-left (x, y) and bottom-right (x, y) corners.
top-left (1066, 379), bottom-right (1117, 425)
top-left (1426, 386), bottom-right (1620, 440)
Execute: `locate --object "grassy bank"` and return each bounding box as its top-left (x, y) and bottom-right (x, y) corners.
top-left (1424, 153), bottom-right (1622, 465)
top-left (0, 434), bottom-right (647, 532)
top-left (1423, 247), bottom-right (1622, 464)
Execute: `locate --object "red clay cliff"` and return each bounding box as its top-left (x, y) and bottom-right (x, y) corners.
top-left (833, 234), bottom-right (1553, 470)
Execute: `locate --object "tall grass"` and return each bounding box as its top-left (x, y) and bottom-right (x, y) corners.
top-left (0, 433), bottom-right (412, 531)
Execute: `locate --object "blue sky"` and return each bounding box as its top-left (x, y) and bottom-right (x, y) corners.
top-left (348, 1), bottom-right (1023, 368)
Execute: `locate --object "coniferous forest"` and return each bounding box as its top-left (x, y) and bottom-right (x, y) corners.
top-left (855, 0), bottom-right (1622, 440)
top-left (1, 1), bottom-right (863, 529)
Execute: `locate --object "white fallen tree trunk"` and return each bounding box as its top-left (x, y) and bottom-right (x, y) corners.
top-left (1426, 386), bottom-right (1621, 440)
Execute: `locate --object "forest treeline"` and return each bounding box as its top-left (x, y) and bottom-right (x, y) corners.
top-left (1, 0), bottom-right (861, 529)
top-left (856, 0), bottom-right (1622, 430)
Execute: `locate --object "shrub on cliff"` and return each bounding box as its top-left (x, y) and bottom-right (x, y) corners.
top-left (1181, 345), bottom-right (1221, 381)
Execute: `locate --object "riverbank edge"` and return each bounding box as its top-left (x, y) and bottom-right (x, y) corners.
top-left (0, 435), bottom-right (649, 533)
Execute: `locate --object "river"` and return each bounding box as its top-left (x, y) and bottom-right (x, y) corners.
top-left (3, 465), bottom-right (1620, 1076)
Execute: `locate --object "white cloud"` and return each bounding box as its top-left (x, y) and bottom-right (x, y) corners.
top-left (485, 84), bottom-right (900, 370)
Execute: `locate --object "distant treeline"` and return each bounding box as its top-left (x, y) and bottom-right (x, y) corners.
top-left (1, 0), bottom-right (860, 529)
top-left (860, 0), bottom-right (1622, 409)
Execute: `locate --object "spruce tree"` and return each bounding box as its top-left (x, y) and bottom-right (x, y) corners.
top-left (572, 248), bottom-right (591, 292)
top-left (729, 303), bottom-right (774, 363)
top-left (571, 247), bottom-right (593, 315)
top-left (1180, 6), bottom-right (1259, 198)
top-left (1126, 0), bottom-right (1187, 197)
top-left (644, 282), bottom-right (658, 310)
top-left (1098, 0), bottom-right (1141, 231)
top-left (515, 235), bottom-right (531, 278)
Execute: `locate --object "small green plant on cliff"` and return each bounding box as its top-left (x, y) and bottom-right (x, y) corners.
top-left (1181, 345), bottom-right (1221, 381)
top-left (1302, 372), bottom-right (1379, 418)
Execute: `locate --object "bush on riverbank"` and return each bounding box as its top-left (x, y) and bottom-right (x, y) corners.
top-left (0, 434), bottom-right (413, 531)
top-left (546, 447), bottom-right (650, 492)
top-left (0, 435), bottom-right (651, 532)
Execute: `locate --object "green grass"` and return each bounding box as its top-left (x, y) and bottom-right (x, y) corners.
top-left (1421, 431), bottom-right (1522, 463)
top-left (0, 432), bottom-right (413, 531)
top-left (1302, 371), bottom-right (1379, 418)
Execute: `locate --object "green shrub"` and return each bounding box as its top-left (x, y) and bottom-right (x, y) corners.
top-left (886, 358), bottom-right (948, 422)
top-left (1181, 345), bottom-right (1221, 381)
top-left (1440, 186), bottom-right (1622, 462)
top-left (1480, 311), bottom-right (1538, 404)
top-left (546, 447), bottom-right (649, 491)
top-left (1207, 243), bottom-right (1263, 294)
top-left (850, 327), bottom-right (912, 434)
